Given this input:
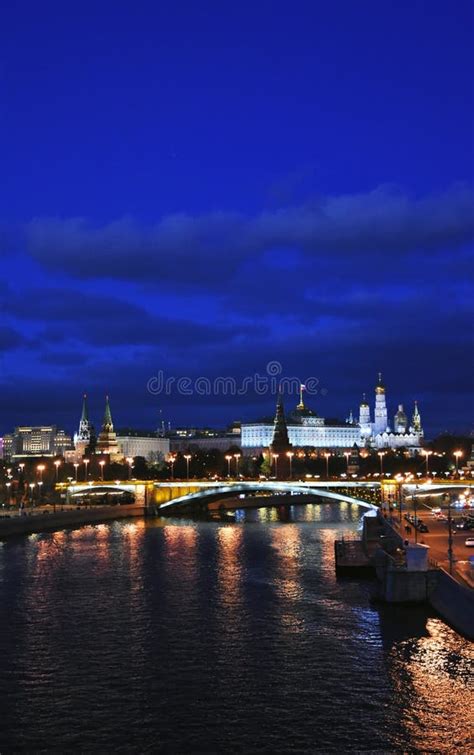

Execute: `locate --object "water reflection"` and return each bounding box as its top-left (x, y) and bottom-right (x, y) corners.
top-left (270, 525), bottom-right (304, 633)
top-left (0, 508), bottom-right (472, 754)
top-left (217, 525), bottom-right (243, 621)
top-left (383, 614), bottom-right (473, 752)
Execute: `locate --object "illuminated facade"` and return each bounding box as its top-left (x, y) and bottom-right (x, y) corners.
top-left (3, 426), bottom-right (72, 459)
top-left (358, 375), bottom-right (423, 450)
top-left (242, 374), bottom-right (423, 452)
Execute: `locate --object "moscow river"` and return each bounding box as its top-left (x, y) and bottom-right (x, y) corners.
top-left (0, 502), bottom-right (472, 753)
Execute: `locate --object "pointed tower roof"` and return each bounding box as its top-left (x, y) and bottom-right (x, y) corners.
top-left (80, 393), bottom-right (89, 423)
top-left (412, 400), bottom-right (422, 433)
top-left (102, 394), bottom-right (114, 432)
top-left (360, 392), bottom-right (369, 407)
top-left (270, 393), bottom-right (292, 452)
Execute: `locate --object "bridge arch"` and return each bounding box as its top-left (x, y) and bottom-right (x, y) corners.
top-left (156, 481), bottom-right (378, 512)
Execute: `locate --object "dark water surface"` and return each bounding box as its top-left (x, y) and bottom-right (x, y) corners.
top-left (0, 503), bottom-right (472, 753)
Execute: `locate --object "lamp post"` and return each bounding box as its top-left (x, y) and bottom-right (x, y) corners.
top-left (5, 481), bottom-right (11, 505)
top-left (37, 464), bottom-right (45, 502)
top-left (168, 454), bottom-right (176, 480)
top-left (29, 482), bottom-right (35, 504)
top-left (99, 460), bottom-right (105, 482)
top-left (447, 495), bottom-right (454, 575)
top-left (324, 452), bottom-right (331, 479)
top-left (234, 453), bottom-right (241, 477)
top-left (287, 451), bottom-right (294, 479)
top-left (54, 460), bottom-right (61, 484)
top-left (453, 450), bottom-right (463, 477)
top-left (422, 449), bottom-right (432, 476)
top-left (73, 463), bottom-right (79, 483)
top-left (83, 458), bottom-right (89, 481)
top-left (184, 454), bottom-right (191, 481)
top-left (272, 453), bottom-right (279, 478)
top-left (377, 451), bottom-right (385, 475)
top-left (225, 455), bottom-right (232, 478)
top-left (126, 457), bottom-right (134, 480)
top-left (413, 486), bottom-right (418, 544)
top-left (344, 451), bottom-right (350, 471)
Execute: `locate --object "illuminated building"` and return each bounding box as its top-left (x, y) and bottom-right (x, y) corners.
top-left (116, 432), bottom-right (170, 461)
top-left (242, 374), bottom-right (423, 452)
top-left (96, 395), bottom-right (122, 461)
top-left (3, 426), bottom-right (72, 459)
top-left (358, 374), bottom-right (423, 450)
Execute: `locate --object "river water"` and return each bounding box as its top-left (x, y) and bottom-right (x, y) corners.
top-left (0, 502), bottom-right (472, 753)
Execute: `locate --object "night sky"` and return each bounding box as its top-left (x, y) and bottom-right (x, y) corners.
top-left (1, 0), bottom-right (473, 437)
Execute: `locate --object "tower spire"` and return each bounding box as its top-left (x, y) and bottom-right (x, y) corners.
top-left (75, 392), bottom-right (91, 445)
top-left (80, 393), bottom-right (88, 423)
top-left (297, 383), bottom-right (306, 411)
top-left (102, 394), bottom-right (114, 432)
top-left (270, 392), bottom-right (292, 452)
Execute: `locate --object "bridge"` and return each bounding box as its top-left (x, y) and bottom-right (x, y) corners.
top-left (64, 479), bottom-right (382, 510)
top-left (62, 478), bottom-right (472, 512)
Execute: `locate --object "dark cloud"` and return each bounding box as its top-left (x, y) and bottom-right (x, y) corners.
top-left (0, 325), bottom-right (27, 351)
top-left (5, 287), bottom-right (249, 348)
top-left (23, 185), bottom-right (474, 285)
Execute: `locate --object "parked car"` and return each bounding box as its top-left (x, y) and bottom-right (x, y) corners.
top-left (465, 538), bottom-right (474, 547)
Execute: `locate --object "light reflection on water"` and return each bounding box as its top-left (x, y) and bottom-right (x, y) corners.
top-left (0, 503), bottom-right (472, 753)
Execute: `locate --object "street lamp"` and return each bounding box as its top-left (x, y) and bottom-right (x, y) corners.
top-left (168, 454), bottom-right (176, 480)
top-left (126, 457), bottom-right (134, 480)
top-left (54, 459), bottom-right (61, 483)
top-left (323, 452), bottom-right (331, 479)
top-left (287, 451), bottom-right (294, 479)
top-left (377, 451), bottom-right (385, 475)
top-left (29, 482), bottom-right (35, 503)
top-left (83, 458), bottom-right (90, 481)
top-left (272, 454), bottom-right (279, 478)
top-left (446, 494), bottom-right (454, 575)
top-left (184, 454), bottom-right (192, 481)
top-left (422, 449), bottom-right (432, 476)
top-left (99, 460), bottom-right (106, 481)
top-left (453, 450), bottom-right (463, 476)
top-left (344, 451), bottom-right (350, 471)
top-left (73, 463), bottom-right (79, 483)
top-left (234, 453), bottom-right (241, 477)
top-left (225, 455), bottom-right (232, 478)
top-left (36, 464), bottom-right (45, 501)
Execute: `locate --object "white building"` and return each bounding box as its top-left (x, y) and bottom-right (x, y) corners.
top-left (242, 390), bottom-right (360, 451)
top-left (359, 375), bottom-right (423, 450)
top-left (116, 434), bottom-right (170, 461)
top-left (241, 375), bottom-right (424, 453)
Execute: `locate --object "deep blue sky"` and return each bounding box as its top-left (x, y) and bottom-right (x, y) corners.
top-left (1, 0), bottom-right (473, 437)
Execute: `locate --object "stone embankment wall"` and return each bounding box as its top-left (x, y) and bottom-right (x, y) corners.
top-left (429, 568), bottom-right (474, 640)
top-left (0, 505), bottom-right (145, 540)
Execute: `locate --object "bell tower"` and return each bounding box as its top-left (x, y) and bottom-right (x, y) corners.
top-left (373, 373), bottom-right (388, 435)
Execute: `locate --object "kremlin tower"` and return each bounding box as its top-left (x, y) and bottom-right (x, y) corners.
top-left (96, 395), bottom-right (122, 460)
top-left (411, 401), bottom-right (422, 434)
top-left (269, 393), bottom-right (292, 479)
top-left (73, 393), bottom-right (91, 453)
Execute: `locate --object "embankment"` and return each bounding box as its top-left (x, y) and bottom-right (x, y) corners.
top-left (0, 505), bottom-right (146, 540)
